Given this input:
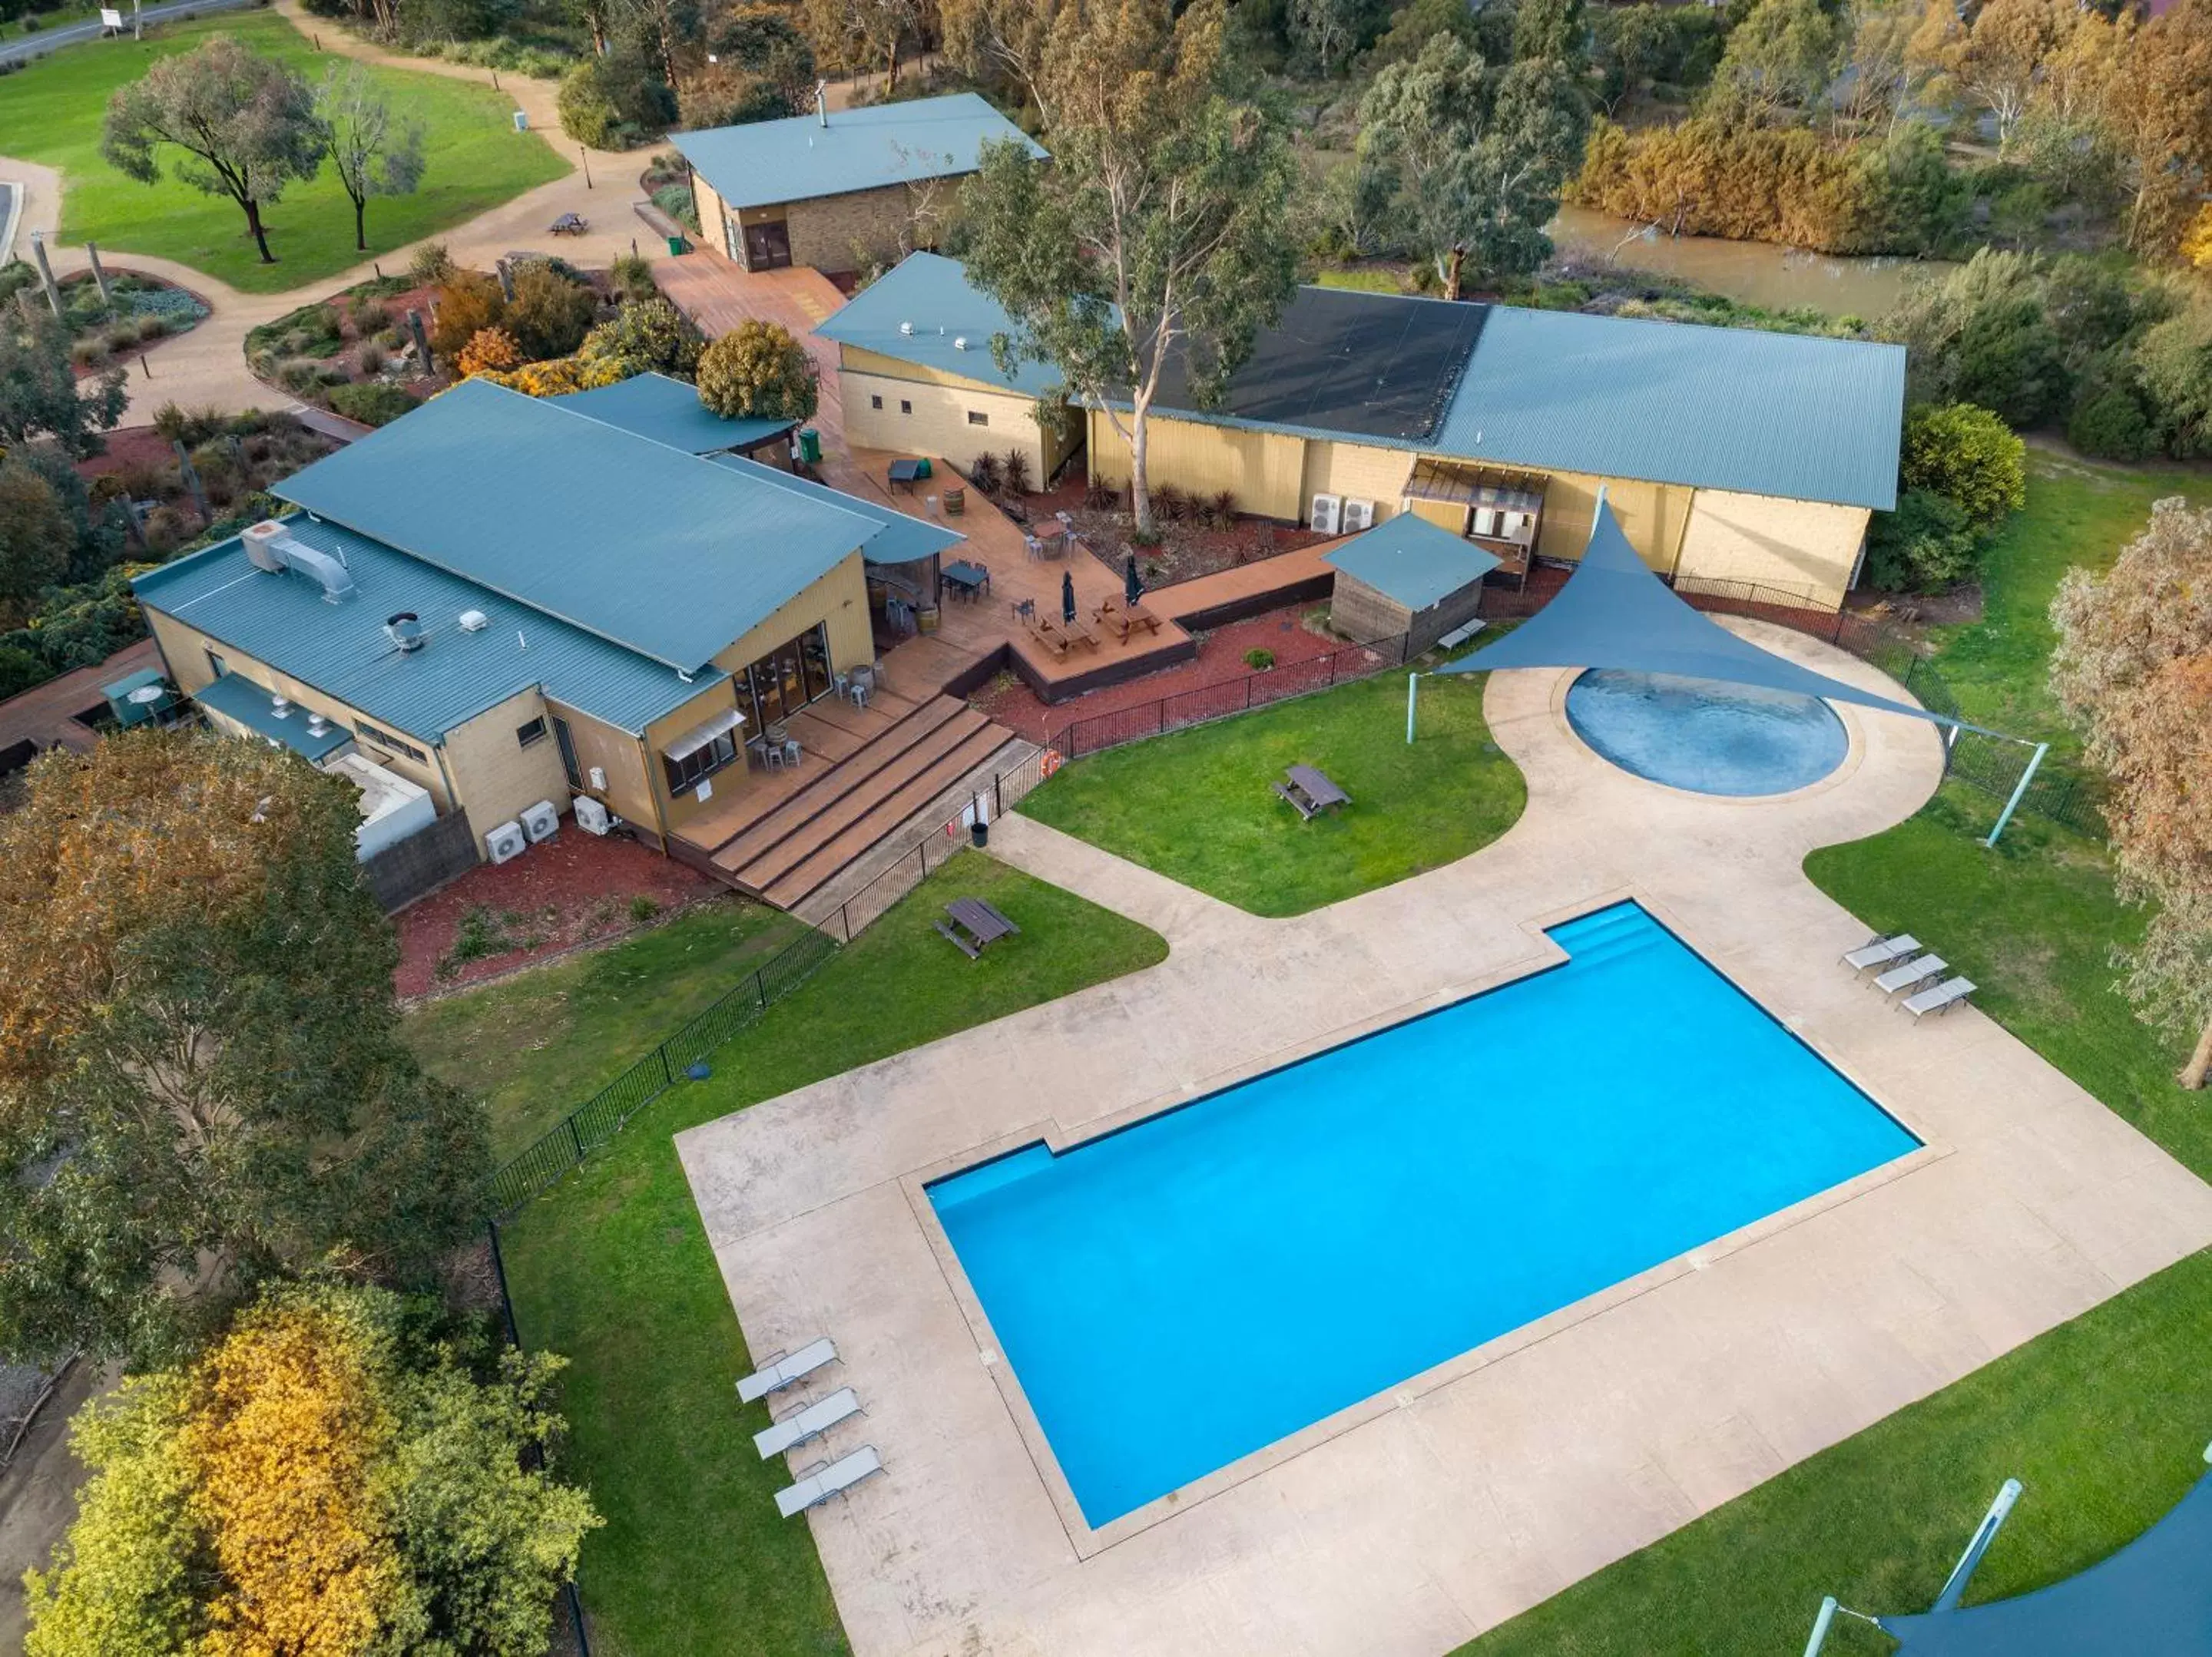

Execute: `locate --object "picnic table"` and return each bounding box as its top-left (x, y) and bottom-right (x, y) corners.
top-left (549, 213), bottom-right (588, 236)
top-left (942, 560), bottom-right (991, 600)
top-left (936, 897), bottom-right (1019, 959)
top-left (888, 458), bottom-right (929, 494)
top-left (1093, 597), bottom-right (1161, 641)
top-left (1273, 763), bottom-right (1350, 821)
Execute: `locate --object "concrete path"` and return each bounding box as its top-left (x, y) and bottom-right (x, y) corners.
top-left (674, 623), bottom-right (2212, 1657)
top-left (0, 0), bottom-right (253, 66)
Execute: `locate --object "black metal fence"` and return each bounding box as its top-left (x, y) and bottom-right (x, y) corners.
top-left (1049, 634), bottom-right (1413, 758)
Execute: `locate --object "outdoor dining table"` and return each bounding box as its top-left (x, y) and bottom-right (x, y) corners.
top-left (888, 458), bottom-right (927, 494)
top-left (1033, 520), bottom-right (1070, 557)
top-left (942, 560), bottom-right (991, 600)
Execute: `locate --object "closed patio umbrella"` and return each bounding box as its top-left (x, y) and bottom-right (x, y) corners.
top-left (1124, 552), bottom-right (1144, 605)
top-left (1061, 569), bottom-right (1077, 625)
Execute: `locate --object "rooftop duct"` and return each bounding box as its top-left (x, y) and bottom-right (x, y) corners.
top-left (240, 520), bottom-right (358, 604)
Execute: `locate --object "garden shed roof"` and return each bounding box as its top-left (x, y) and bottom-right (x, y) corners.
top-left (1323, 514), bottom-right (1502, 610)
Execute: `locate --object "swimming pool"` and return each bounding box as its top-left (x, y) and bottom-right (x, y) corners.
top-left (1565, 669), bottom-right (1849, 796)
top-left (927, 902), bottom-right (1917, 1528)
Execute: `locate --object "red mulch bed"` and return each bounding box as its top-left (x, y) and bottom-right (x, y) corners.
top-left (970, 601), bottom-right (1356, 746)
top-left (394, 830), bottom-right (723, 999)
top-left (75, 425), bottom-right (179, 481)
top-left (1022, 469), bottom-right (1333, 587)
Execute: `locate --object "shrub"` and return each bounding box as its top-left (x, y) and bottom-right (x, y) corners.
top-left (2068, 384), bottom-right (2157, 461)
top-left (651, 183), bottom-right (700, 233)
top-left (695, 319), bottom-right (819, 419)
top-left (575, 298), bottom-right (702, 379)
top-left (458, 325), bottom-right (524, 377)
top-left (407, 241), bottom-right (455, 286)
top-left (1152, 482), bottom-right (1187, 522)
top-left (628, 895), bottom-right (661, 923)
top-left (1898, 403), bottom-right (2025, 529)
top-left (1207, 489), bottom-right (1237, 530)
top-left (1084, 477), bottom-right (1120, 511)
top-left (1002, 448), bottom-right (1031, 494)
top-left (276, 357), bottom-right (326, 393)
top-left (967, 451), bottom-right (1002, 494)
top-left (356, 340), bottom-right (386, 375)
top-left (427, 270), bottom-right (506, 362)
top-left (1243, 647), bottom-right (1276, 670)
top-left (557, 48), bottom-right (673, 150)
top-left (2131, 300), bottom-right (2212, 458)
top-left (504, 265), bottom-right (599, 360)
top-left (346, 292), bottom-right (389, 336)
top-left (0, 643), bottom-right (47, 700)
top-left (608, 250), bottom-right (657, 303)
top-left (1951, 296), bottom-right (2071, 428)
top-left (326, 382), bottom-right (422, 427)
top-left (1865, 488), bottom-right (1982, 591)
top-left (68, 337), bottom-right (109, 368)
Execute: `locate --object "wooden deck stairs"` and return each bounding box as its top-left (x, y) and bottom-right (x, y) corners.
top-left (700, 693), bottom-right (1023, 911)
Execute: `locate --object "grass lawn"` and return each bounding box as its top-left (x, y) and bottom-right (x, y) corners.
top-left (480, 857), bottom-right (1167, 1657)
top-left (1019, 664), bottom-right (1526, 915)
top-left (1462, 451), bottom-right (2212, 1655)
top-left (403, 898), bottom-right (808, 1163)
top-left (0, 10), bottom-right (566, 292)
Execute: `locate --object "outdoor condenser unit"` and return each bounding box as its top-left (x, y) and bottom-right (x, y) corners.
top-left (519, 799), bottom-right (560, 843)
top-left (484, 820), bottom-right (528, 865)
top-left (1309, 493), bottom-right (1342, 535)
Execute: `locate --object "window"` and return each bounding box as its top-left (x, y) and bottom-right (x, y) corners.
top-left (515, 716), bottom-right (548, 749)
top-left (966, 410), bottom-right (989, 427)
top-left (899, 399), bottom-right (912, 415)
top-left (870, 394), bottom-right (883, 410)
top-left (551, 716), bottom-right (581, 789)
top-left (356, 721), bottom-right (429, 764)
top-left (205, 649), bottom-right (228, 680)
top-left (663, 730), bottom-right (737, 793)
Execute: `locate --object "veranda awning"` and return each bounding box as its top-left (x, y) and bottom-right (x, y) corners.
top-left (1432, 495), bottom-right (1949, 726)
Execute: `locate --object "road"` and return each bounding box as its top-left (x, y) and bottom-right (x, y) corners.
top-left (0, 0), bottom-right (254, 64)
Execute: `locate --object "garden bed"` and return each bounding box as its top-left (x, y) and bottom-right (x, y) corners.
top-left (0, 260), bottom-right (209, 369)
top-left (243, 273), bottom-right (445, 427)
top-left (1019, 465), bottom-right (1335, 587)
top-left (74, 408), bottom-right (340, 554)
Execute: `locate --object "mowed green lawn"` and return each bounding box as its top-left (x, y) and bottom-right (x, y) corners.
top-left (1021, 663), bottom-right (1526, 915)
top-left (0, 9), bottom-right (565, 291)
top-left (1460, 452), bottom-right (2212, 1656)
top-left (403, 898), bottom-right (808, 1163)
top-left (471, 858), bottom-right (1167, 1657)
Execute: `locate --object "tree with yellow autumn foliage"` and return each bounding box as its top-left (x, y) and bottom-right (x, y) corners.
top-left (0, 731), bottom-right (488, 1365)
top-left (25, 1281), bottom-right (600, 1657)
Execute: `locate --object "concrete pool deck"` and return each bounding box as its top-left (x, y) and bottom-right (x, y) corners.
top-left (675, 620), bottom-right (2212, 1657)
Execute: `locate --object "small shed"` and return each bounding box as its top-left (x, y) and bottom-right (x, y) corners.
top-left (1323, 515), bottom-right (1502, 653)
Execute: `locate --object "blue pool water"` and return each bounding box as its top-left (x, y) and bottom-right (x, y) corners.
top-left (1565, 669), bottom-right (1849, 796)
top-left (928, 902), bottom-right (1916, 1526)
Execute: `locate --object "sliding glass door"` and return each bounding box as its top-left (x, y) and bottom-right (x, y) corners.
top-left (740, 623), bottom-right (834, 732)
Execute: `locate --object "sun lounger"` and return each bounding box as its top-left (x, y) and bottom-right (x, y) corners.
top-left (775, 1444), bottom-right (885, 1518)
top-left (1873, 953), bottom-right (1946, 997)
top-left (1901, 976), bottom-right (1975, 1019)
top-left (737, 1336), bottom-right (838, 1404)
top-left (754, 1387), bottom-right (863, 1460)
top-left (1843, 932), bottom-right (1920, 974)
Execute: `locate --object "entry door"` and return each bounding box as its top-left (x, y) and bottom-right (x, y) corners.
top-left (744, 220), bottom-right (792, 270)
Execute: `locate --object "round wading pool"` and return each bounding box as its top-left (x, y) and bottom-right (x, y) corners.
top-left (1565, 669), bottom-right (1849, 797)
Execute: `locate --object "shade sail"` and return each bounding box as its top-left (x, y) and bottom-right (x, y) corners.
top-left (1879, 1469), bottom-right (2212, 1657)
top-left (1433, 498), bottom-right (1945, 726)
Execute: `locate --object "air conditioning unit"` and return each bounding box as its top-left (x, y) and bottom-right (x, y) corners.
top-left (1309, 492), bottom-right (1342, 535)
top-left (484, 819), bottom-right (527, 864)
top-left (587, 766), bottom-right (607, 791)
top-left (519, 799), bottom-right (560, 843)
top-left (572, 795), bottom-right (612, 835)
top-left (1342, 498), bottom-right (1376, 533)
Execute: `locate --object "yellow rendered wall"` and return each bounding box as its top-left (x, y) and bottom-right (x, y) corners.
top-left (439, 686), bottom-right (572, 845)
top-left (693, 177), bottom-right (737, 262)
top-left (1535, 472), bottom-right (1695, 571)
top-left (1674, 491), bottom-right (1869, 610)
top-left (1301, 441), bottom-right (1416, 524)
top-left (545, 700), bottom-right (662, 844)
top-left (144, 608), bottom-right (455, 811)
top-left (1085, 410), bottom-right (1306, 519)
top-left (838, 352), bottom-right (1065, 479)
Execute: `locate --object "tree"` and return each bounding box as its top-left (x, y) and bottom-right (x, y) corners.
top-left (1288, 0), bottom-right (1379, 77)
top-left (1898, 402), bottom-right (2025, 527)
top-left (959, 0), bottom-right (1295, 533)
top-left (25, 1281), bottom-right (601, 1656)
top-left (0, 732), bottom-right (490, 1365)
top-left (1361, 36), bottom-right (1585, 299)
top-left (317, 64), bottom-right (427, 253)
top-left (696, 319), bottom-right (820, 418)
top-left (1, 309), bottom-right (127, 458)
top-left (2101, 0), bottom-right (2212, 256)
top-left (101, 38), bottom-right (327, 266)
top-left (2050, 498), bottom-right (2212, 1089)
top-left (429, 270), bottom-right (508, 362)
top-left (1912, 0), bottom-right (2068, 146)
top-left (0, 460), bottom-right (72, 625)
top-left (940, 0), bottom-right (1058, 112)
top-left (1865, 486), bottom-right (1981, 590)
top-left (504, 264), bottom-right (600, 361)
top-left (2131, 299), bottom-right (2212, 459)
top-left (1707, 0), bottom-right (1843, 126)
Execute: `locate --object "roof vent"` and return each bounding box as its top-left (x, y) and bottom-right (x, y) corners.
top-left (270, 696), bottom-right (292, 719)
top-left (458, 608), bottom-right (489, 633)
top-left (242, 520), bottom-right (356, 604)
top-left (899, 320), bottom-right (914, 336)
top-left (306, 713), bottom-right (329, 737)
top-left (953, 336), bottom-right (969, 350)
top-left (242, 520), bottom-right (287, 572)
top-left (385, 612), bottom-right (426, 653)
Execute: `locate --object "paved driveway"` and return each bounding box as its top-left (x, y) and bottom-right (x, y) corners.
top-left (0, 0), bottom-right (253, 65)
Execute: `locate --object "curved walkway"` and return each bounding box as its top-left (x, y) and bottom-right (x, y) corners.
top-left (673, 623), bottom-right (2212, 1657)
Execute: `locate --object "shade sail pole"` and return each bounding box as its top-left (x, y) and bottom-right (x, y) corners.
top-left (1935, 1479), bottom-right (2024, 1609)
top-left (1406, 673), bottom-right (1417, 744)
top-left (1984, 746), bottom-right (2047, 850)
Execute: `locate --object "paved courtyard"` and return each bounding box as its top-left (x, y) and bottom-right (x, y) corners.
top-left (674, 622), bottom-right (2212, 1657)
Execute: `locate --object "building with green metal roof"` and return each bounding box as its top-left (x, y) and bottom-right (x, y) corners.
top-left (551, 372), bottom-right (798, 460)
top-left (672, 94), bottom-right (1045, 276)
top-left (826, 254), bottom-right (1908, 611)
top-left (134, 377), bottom-right (942, 873)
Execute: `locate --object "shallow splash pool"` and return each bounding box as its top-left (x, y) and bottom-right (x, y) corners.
top-left (1565, 669), bottom-right (1849, 797)
top-left (927, 902), bottom-right (1917, 1526)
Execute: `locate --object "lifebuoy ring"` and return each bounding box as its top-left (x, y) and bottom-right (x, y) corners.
top-left (1040, 749), bottom-right (1065, 778)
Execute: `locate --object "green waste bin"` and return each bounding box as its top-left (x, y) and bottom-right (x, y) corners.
top-left (797, 427), bottom-right (821, 464)
top-left (914, 456), bottom-right (932, 478)
top-left (666, 234), bottom-right (689, 256)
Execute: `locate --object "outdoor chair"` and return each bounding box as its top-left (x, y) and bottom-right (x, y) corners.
top-left (1901, 977), bottom-right (1975, 1020)
top-left (753, 1387), bottom-right (863, 1460)
top-left (1843, 932), bottom-right (1921, 975)
top-left (1025, 535), bottom-right (1045, 561)
top-left (737, 1337), bottom-right (838, 1404)
top-left (774, 1445), bottom-right (884, 1518)
top-left (764, 744), bottom-right (786, 770)
top-left (1873, 953), bottom-right (1946, 998)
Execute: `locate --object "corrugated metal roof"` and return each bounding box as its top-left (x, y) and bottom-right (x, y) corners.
top-left (135, 515), bottom-right (723, 739)
top-left (1434, 306), bottom-right (1904, 511)
top-left (194, 668), bottom-right (358, 759)
top-left (814, 251), bottom-right (1064, 398)
top-left (551, 372), bottom-right (794, 455)
top-left (1322, 514), bottom-right (1502, 610)
top-left (705, 451), bottom-right (965, 565)
top-left (671, 94), bottom-right (1044, 213)
top-left (271, 379), bottom-right (883, 670)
